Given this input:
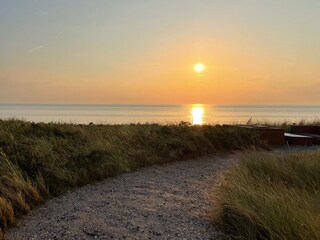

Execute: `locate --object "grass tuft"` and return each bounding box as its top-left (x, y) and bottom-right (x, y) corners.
top-left (210, 151), bottom-right (320, 240)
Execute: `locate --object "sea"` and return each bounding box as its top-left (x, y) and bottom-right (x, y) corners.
top-left (1, 104), bottom-right (320, 125)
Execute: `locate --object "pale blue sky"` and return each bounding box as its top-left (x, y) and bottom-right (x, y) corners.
top-left (1, 0), bottom-right (320, 104)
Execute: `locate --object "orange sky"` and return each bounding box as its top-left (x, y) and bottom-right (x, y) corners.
top-left (1, 1), bottom-right (320, 104)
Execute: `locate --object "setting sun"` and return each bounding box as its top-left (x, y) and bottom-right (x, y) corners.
top-left (194, 63), bottom-right (205, 73)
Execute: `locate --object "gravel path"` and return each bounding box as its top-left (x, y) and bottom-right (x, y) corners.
top-left (7, 156), bottom-right (228, 240)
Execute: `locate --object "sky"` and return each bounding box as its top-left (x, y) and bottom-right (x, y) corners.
top-left (0, 0), bottom-right (320, 105)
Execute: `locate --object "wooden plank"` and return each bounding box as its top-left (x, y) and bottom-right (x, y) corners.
top-left (285, 133), bottom-right (313, 146)
top-left (285, 133), bottom-right (311, 138)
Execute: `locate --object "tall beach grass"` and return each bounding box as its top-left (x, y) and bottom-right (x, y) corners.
top-left (0, 119), bottom-right (265, 236)
top-left (210, 151), bottom-right (320, 240)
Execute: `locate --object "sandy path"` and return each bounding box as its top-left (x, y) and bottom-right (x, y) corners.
top-left (7, 156), bottom-right (227, 240)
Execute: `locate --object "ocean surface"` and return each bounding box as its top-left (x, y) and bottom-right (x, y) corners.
top-left (1, 104), bottom-right (320, 125)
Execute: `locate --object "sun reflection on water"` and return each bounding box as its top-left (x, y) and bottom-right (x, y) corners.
top-left (191, 105), bottom-right (205, 125)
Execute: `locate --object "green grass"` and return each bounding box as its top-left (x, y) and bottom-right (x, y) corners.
top-left (210, 151), bottom-right (320, 240)
top-left (0, 119), bottom-right (265, 236)
top-left (247, 119), bottom-right (320, 132)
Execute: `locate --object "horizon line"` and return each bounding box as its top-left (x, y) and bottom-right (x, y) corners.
top-left (1, 103), bottom-right (320, 108)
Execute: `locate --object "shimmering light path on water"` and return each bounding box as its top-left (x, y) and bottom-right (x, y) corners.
top-left (1, 104), bottom-right (320, 125)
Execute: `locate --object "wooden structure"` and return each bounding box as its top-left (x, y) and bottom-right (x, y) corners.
top-left (255, 126), bottom-right (285, 146)
top-left (291, 125), bottom-right (320, 145)
top-left (224, 125), bottom-right (285, 146)
top-left (224, 124), bottom-right (320, 147)
top-left (285, 133), bottom-right (313, 146)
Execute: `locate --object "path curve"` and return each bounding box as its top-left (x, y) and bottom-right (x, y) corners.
top-left (7, 156), bottom-right (228, 240)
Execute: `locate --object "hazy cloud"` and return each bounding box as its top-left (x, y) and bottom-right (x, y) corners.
top-left (29, 45), bottom-right (44, 53)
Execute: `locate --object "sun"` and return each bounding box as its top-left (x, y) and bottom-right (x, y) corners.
top-left (194, 63), bottom-right (205, 73)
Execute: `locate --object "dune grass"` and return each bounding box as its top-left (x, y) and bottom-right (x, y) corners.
top-left (0, 119), bottom-right (265, 236)
top-left (210, 151), bottom-right (320, 240)
top-left (248, 119), bottom-right (320, 132)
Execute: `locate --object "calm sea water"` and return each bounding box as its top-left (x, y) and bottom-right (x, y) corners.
top-left (1, 104), bottom-right (320, 125)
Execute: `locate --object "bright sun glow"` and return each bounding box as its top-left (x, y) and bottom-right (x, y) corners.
top-left (194, 63), bottom-right (205, 73)
top-left (191, 105), bottom-right (204, 125)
